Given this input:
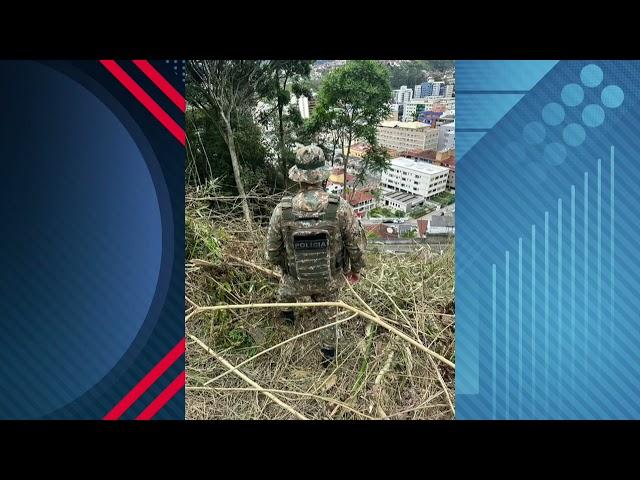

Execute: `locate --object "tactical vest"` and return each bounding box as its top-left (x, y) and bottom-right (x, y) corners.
top-left (280, 193), bottom-right (342, 283)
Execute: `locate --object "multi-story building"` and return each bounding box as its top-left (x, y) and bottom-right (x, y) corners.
top-left (380, 157), bottom-right (449, 199)
top-left (446, 164), bottom-right (455, 191)
top-left (418, 110), bottom-right (444, 126)
top-left (414, 84), bottom-right (422, 99)
top-left (419, 80), bottom-right (433, 97)
top-left (402, 96), bottom-right (455, 121)
top-left (444, 84), bottom-right (454, 97)
top-left (377, 121), bottom-right (439, 151)
top-left (435, 111), bottom-right (455, 127)
top-left (437, 121), bottom-right (455, 151)
top-left (298, 95), bottom-right (310, 119)
top-left (431, 81), bottom-right (445, 96)
top-left (392, 85), bottom-right (413, 104)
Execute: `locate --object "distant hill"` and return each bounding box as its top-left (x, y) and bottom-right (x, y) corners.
top-left (311, 60), bottom-right (455, 90)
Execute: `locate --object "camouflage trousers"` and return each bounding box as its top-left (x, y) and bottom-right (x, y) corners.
top-left (278, 274), bottom-right (343, 350)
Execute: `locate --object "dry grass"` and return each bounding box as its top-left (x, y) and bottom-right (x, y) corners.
top-left (185, 181), bottom-right (455, 420)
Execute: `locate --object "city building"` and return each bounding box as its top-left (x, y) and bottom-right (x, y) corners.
top-left (444, 84), bottom-right (454, 97)
top-left (437, 121), bottom-right (455, 151)
top-left (418, 110), bottom-right (444, 126)
top-left (402, 149), bottom-right (455, 190)
top-left (348, 190), bottom-right (375, 216)
top-left (377, 121), bottom-right (439, 151)
top-left (380, 156), bottom-right (449, 198)
top-left (419, 80), bottom-right (434, 98)
top-left (435, 111), bottom-right (455, 127)
top-left (329, 168), bottom-right (355, 188)
top-left (382, 190), bottom-right (426, 213)
top-left (392, 85), bottom-right (413, 104)
top-left (387, 103), bottom-right (400, 121)
top-left (298, 95), bottom-right (310, 119)
top-left (414, 84), bottom-right (422, 98)
top-left (402, 96), bottom-right (455, 121)
top-left (428, 214), bottom-right (455, 234)
top-left (343, 143), bottom-right (369, 158)
top-left (447, 164), bottom-right (455, 191)
top-left (402, 149), bottom-right (438, 163)
top-left (431, 81), bottom-right (445, 96)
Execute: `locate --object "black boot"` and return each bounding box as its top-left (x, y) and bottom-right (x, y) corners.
top-left (320, 347), bottom-right (336, 368)
top-left (281, 310), bottom-right (296, 327)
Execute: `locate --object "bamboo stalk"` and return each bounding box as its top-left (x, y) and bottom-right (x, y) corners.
top-left (203, 313), bottom-right (358, 386)
top-left (186, 301), bottom-right (455, 369)
top-left (188, 334), bottom-right (308, 420)
top-left (188, 386), bottom-right (375, 420)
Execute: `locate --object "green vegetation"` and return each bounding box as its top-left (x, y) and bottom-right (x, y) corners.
top-left (311, 61), bottom-right (392, 196)
top-left (430, 191), bottom-right (455, 206)
top-left (185, 186), bottom-right (455, 419)
top-left (401, 230), bottom-right (417, 239)
top-left (368, 207), bottom-right (394, 218)
top-left (387, 60), bottom-right (454, 89)
top-left (409, 206), bottom-right (432, 219)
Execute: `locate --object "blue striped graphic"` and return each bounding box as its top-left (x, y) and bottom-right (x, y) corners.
top-left (457, 60), bottom-right (638, 419)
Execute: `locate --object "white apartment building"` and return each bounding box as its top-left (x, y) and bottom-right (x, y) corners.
top-left (431, 81), bottom-right (445, 96)
top-left (380, 157), bottom-right (450, 199)
top-left (392, 85), bottom-right (413, 104)
top-left (414, 84), bottom-right (422, 98)
top-left (298, 95), bottom-right (310, 119)
top-left (377, 121), bottom-right (439, 151)
top-left (437, 121), bottom-right (455, 151)
top-left (444, 84), bottom-right (454, 97)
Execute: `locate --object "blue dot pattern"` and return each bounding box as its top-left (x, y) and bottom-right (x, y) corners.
top-left (580, 64), bottom-right (603, 87)
top-left (518, 63), bottom-right (625, 168)
top-left (582, 104), bottom-right (605, 127)
top-left (542, 102), bottom-right (565, 126)
top-left (563, 123), bottom-right (586, 147)
top-left (601, 85), bottom-right (624, 108)
top-left (561, 84), bottom-right (584, 107)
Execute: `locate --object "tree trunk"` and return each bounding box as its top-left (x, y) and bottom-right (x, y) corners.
top-left (277, 102), bottom-right (287, 188)
top-left (343, 132), bottom-right (352, 200)
top-left (221, 112), bottom-right (252, 226)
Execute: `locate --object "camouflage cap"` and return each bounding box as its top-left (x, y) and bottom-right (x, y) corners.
top-left (288, 145), bottom-right (330, 184)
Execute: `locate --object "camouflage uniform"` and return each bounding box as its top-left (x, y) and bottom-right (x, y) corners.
top-left (266, 145), bottom-right (367, 351)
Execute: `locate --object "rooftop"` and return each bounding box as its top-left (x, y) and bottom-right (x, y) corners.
top-left (348, 191), bottom-right (375, 206)
top-left (383, 190), bottom-right (424, 205)
top-left (389, 157), bottom-right (450, 175)
top-left (403, 149), bottom-right (438, 162)
top-left (379, 121), bottom-right (428, 130)
top-left (430, 215), bottom-right (455, 228)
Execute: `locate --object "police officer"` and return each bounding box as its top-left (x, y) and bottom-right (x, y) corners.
top-left (266, 145), bottom-right (366, 367)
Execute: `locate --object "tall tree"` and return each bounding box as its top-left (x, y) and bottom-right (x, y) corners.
top-left (187, 60), bottom-right (268, 226)
top-left (312, 60), bottom-right (391, 198)
top-left (260, 61), bottom-right (313, 185)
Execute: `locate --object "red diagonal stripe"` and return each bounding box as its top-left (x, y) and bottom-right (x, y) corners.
top-left (99, 60), bottom-right (185, 145)
top-left (132, 60), bottom-right (186, 112)
top-left (136, 370), bottom-right (185, 420)
top-left (104, 338), bottom-right (185, 420)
